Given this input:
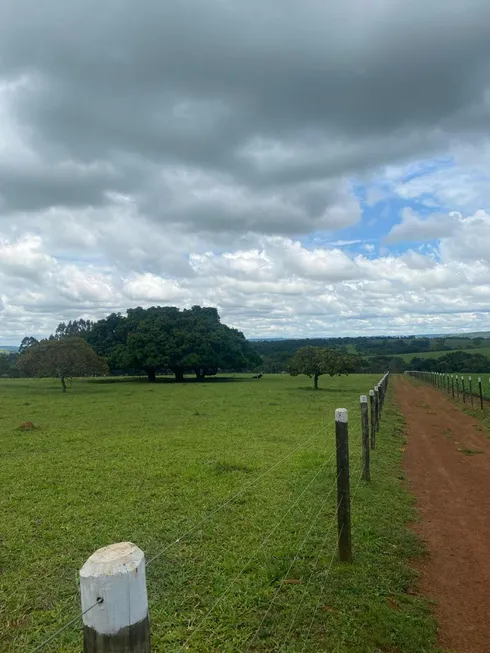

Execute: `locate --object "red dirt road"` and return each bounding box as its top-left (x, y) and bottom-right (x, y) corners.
top-left (394, 376), bottom-right (490, 653)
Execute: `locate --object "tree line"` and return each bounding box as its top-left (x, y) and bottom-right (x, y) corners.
top-left (13, 306), bottom-right (262, 390)
top-left (4, 317), bottom-right (490, 390)
top-left (254, 335), bottom-right (490, 372)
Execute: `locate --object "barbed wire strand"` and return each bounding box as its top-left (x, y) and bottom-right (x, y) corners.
top-left (299, 523), bottom-right (344, 653)
top-left (176, 454), bottom-right (337, 651)
top-left (297, 464), bottom-right (367, 653)
top-left (244, 474), bottom-right (341, 652)
top-left (146, 423), bottom-right (335, 566)
top-left (29, 598), bottom-right (103, 653)
top-left (280, 501), bottom-right (342, 648)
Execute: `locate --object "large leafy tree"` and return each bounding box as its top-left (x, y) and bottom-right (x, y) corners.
top-left (289, 346), bottom-right (357, 389)
top-left (124, 306), bottom-right (261, 381)
top-left (17, 337), bottom-right (108, 391)
top-left (54, 305), bottom-right (262, 382)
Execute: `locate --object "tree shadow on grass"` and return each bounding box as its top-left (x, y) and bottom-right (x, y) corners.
top-left (292, 386), bottom-right (349, 394)
top-left (87, 375), bottom-right (253, 385)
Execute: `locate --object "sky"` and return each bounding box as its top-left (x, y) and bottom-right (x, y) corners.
top-left (1, 0), bottom-right (490, 344)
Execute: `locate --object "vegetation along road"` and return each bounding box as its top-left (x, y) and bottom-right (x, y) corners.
top-left (0, 373), bottom-right (438, 652)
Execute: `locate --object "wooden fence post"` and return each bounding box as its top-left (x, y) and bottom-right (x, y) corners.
top-left (451, 375), bottom-right (455, 398)
top-left (360, 395), bottom-right (370, 481)
top-left (469, 377), bottom-right (474, 408)
top-left (369, 389), bottom-right (375, 450)
top-left (80, 542), bottom-right (150, 653)
top-left (462, 376), bottom-right (466, 404)
top-left (479, 377), bottom-right (484, 411)
top-left (335, 408), bottom-right (352, 563)
top-left (374, 385), bottom-right (380, 433)
top-left (456, 376), bottom-right (459, 401)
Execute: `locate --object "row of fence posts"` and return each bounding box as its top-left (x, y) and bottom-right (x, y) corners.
top-left (39, 372), bottom-right (391, 653)
top-left (335, 371), bottom-right (390, 563)
top-left (406, 370), bottom-right (486, 411)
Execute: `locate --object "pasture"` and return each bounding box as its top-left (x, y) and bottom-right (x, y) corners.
top-left (396, 346), bottom-right (490, 362)
top-left (0, 374), bottom-right (436, 652)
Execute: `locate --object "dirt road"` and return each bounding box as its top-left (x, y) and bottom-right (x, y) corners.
top-left (394, 376), bottom-right (490, 653)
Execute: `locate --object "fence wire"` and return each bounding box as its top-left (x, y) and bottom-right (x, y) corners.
top-left (244, 474), bottom-right (341, 652)
top-left (23, 374), bottom-right (389, 653)
top-left (29, 598), bottom-right (103, 653)
top-left (177, 452), bottom-right (337, 651)
top-left (146, 422), bottom-right (334, 567)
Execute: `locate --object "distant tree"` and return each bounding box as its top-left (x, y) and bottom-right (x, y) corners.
top-left (17, 337), bottom-right (108, 391)
top-left (19, 336), bottom-right (39, 355)
top-left (408, 351), bottom-right (490, 373)
top-left (0, 353), bottom-right (20, 377)
top-left (55, 319), bottom-right (94, 339)
top-left (288, 346), bottom-right (356, 389)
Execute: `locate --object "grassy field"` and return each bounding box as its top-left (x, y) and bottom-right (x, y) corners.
top-left (0, 374), bottom-right (437, 652)
top-left (396, 346), bottom-right (490, 362)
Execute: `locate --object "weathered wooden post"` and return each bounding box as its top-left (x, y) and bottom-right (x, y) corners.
top-left (335, 408), bottom-right (352, 563)
top-left (456, 375), bottom-right (459, 401)
top-left (80, 542), bottom-right (150, 653)
top-left (369, 389), bottom-right (376, 450)
top-left (462, 376), bottom-right (466, 404)
top-left (379, 381), bottom-right (384, 416)
top-left (479, 377), bottom-right (484, 411)
top-left (374, 385), bottom-right (380, 433)
top-left (360, 395), bottom-right (370, 482)
top-left (469, 377), bottom-right (474, 408)
top-left (451, 375), bottom-right (455, 398)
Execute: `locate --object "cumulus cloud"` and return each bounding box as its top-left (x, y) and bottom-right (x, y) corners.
top-left (385, 209), bottom-right (460, 243)
top-left (2, 0), bottom-right (490, 341)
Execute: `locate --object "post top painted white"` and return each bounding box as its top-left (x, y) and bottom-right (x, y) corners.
top-left (461, 376), bottom-right (464, 379)
top-left (360, 394), bottom-right (368, 403)
top-left (335, 408), bottom-right (348, 423)
top-left (80, 542), bottom-right (142, 578)
top-left (479, 377), bottom-right (482, 382)
top-left (80, 542), bottom-right (148, 635)
top-left (374, 385), bottom-right (379, 391)
top-left (469, 376), bottom-right (472, 380)
top-left (369, 389), bottom-right (374, 396)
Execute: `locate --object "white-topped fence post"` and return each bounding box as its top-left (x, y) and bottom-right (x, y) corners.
top-left (80, 542), bottom-right (150, 653)
top-left (335, 408), bottom-right (352, 563)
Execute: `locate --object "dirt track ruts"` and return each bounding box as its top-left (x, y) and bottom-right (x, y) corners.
top-left (395, 376), bottom-right (490, 653)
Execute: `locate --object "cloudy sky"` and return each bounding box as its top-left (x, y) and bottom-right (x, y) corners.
top-left (1, 0), bottom-right (490, 344)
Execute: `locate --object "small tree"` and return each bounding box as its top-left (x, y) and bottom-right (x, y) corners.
top-left (17, 337), bottom-right (108, 391)
top-left (289, 346), bottom-right (356, 389)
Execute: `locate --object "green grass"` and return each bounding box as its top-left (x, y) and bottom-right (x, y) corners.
top-left (0, 374), bottom-right (437, 652)
top-left (396, 346), bottom-right (490, 362)
top-left (458, 447), bottom-right (484, 456)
